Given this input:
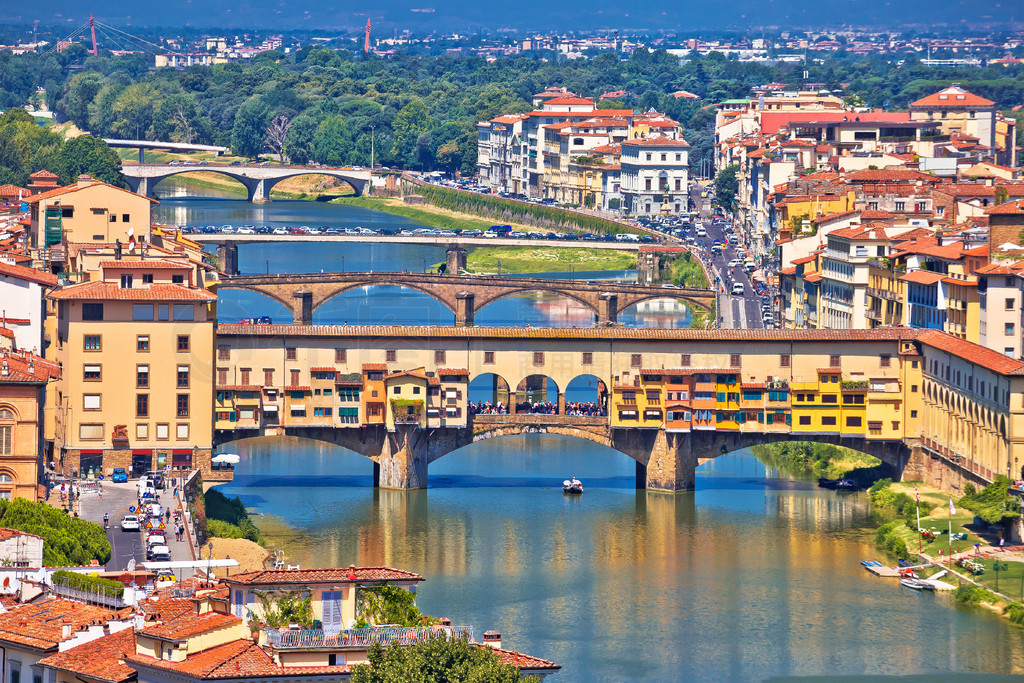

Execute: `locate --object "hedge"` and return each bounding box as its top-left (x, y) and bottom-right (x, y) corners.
top-left (0, 498), bottom-right (110, 566)
top-left (52, 570), bottom-right (124, 598)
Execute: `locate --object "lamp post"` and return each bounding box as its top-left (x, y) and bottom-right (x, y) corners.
top-left (994, 560), bottom-right (1009, 594)
top-left (370, 125), bottom-right (375, 170)
top-left (207, 542), bottom-right (214, 586)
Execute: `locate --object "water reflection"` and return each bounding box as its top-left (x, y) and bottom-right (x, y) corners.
top-left (216, 436), bottom-right (1024, 681)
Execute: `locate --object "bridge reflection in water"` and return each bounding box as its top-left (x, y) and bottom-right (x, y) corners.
top-left (215, 439), bottom-right (1024, 680)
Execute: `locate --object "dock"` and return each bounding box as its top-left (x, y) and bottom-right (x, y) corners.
top-left (864, 564), bottom-right (900, 577)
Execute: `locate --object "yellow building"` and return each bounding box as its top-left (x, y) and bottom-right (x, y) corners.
top-left (0, 350), bottom-right (59, 500)
top-left (48, 259), bottom-right (216, 479)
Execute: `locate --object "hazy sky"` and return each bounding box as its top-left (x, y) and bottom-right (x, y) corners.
top-left (24, 0), bottom-right (1009, 33)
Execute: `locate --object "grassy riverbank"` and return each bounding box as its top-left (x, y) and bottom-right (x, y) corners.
top-left (751, 442), bottom-right (882, 480)
top-left (331, 195), bottom-right (538, 234)
top-left (464, 246), bottom-right (636, 274)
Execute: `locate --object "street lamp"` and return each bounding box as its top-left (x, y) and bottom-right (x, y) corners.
top-left (207, 542), bottom-right (214, 586)
top-left (370, 125), bottom-right (375, 170)
top-left (497, 259), bottom-right (501, 276)
top-left (994, 560), bottom-right (1009, 593)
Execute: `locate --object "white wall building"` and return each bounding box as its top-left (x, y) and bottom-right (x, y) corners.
top-left (0, 259), bottom-right (57, 353)
top-left (620, 138), bottom-right (690, 217)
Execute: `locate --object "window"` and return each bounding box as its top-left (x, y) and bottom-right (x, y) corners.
top-left (177, 365), bottom-right (190, 388)
top-left (137, 335), bottom-right (149, 351)
top-left (136, 423), bottom-right (148, 439)
top-left (83, 364), bottom-right (101, 381)
top-left (83, 394), bottom-right (101, 410)
top-left (582, 352), bottom-right (593, 365)
top-left (176, 336), bottom-right (189, 352)
top-left (176, 423), bottom-right (189, 440)
top-left (1007, 323), bottom-right (1015, 336)
top-left (911, 385), bottom-right (918, 393)
top-left (0, 422), bottom-right (9, 456)
top-left (156, 423), bottom-right (169, 440)
top-left (264, 369), bottom-right (274, 386)
top-left (158, 304), bottom-right (169, 321)
top-left (1006, 348), bottom-right (1015, 357)
top-left (822, 416), bottom-right (837, 426)
top-left (533, 352), bottom-right (545, 365)
top-left (829, 355), bottom-right (840, 367)
top-left (730, 354), bottom-right (741, 368)
top-left (120, 274), bottom-right (133, 289)
top-left (286, 347), bottom-right (297, 360)
top-left (335, 348), bottom-right (346, 363)
top-left (631, 354), bottom-right (642, 368)
top-left (386, 350), bottom-right (397, 362)
top-left (484, 351), bottom-right (495, 364)
top-left (176, 394), bottom-right (189, 418)
top-left (131, 304), bottom-right (153, 321)
top-left (173, 305), bottom-right (194, 321)
top-left (435, 350), bottom-right (446, 364)
top-left (240, 369), bottom-right (250, 385)
top-left (82, 303), bottom-right (103, 321)
top-left (290, 369), bottom-right (300, 386)
top-left (122, 213), bottom-right (129, 222)
top-left (799, 416), bottom-right (811, 425)
top-left (217, 368), bottom-right (227, 385)
top-left (1007, 298), bottom-right (1016, 311)
top-left (910, 410), bottom-right (918, 419)
top-left (79, 424), bottom-right (103, 440)
top-left (172, 274), bottom-right (184, 284)
top-left (142, 273), bottom-right (154, 284)
top-left (822, 394), bottom-right (837, 403)
top-left (136, 394), bottom-right (149, 418)
top-left (680, 354), bottom-right (691, 367)
top-left (137, 365), bottom-right (149, 388)
top-left (217, 345), bottom-right (230, 361)
top-left (846, 416), bottom-right (862, 427)
top-left (780, 354), bottom-right (790, 367)
top-left (83, 335), bottom-right (101, 351)
top-left (895, 201), bottom-right (905, 212)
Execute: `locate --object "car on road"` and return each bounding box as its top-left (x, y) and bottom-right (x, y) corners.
top-left (728, 259), bottom-right (743, 268)
top-left (256, 316), bottom-right (272, 324)
top-left (149, 545), bottom-right (171, 562)
top-left (732, 282), bottom-right (745, 295)
top-left (111, 468), bottom-right (128, 483)
top-left (236, 226), bottom-right (255, 234)
top-left (272, 227), bottom-right (288, 235)
top-left (121, 515), bottom-right (140, 532)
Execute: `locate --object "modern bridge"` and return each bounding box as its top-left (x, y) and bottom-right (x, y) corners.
top-left (105, 139), bottom-right (230, 162)
top-left (214, 268), bottom-right (716, 325)
top-left (211, 324), bottom-right (1024, 493)
top-left (121, 163), bottom-right (371, 202)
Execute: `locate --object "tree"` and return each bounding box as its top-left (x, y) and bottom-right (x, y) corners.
top-left (390, 99), bottom-right (431, 169)
top-left (351, 636), bottom-right (539, 683)
top-left (265, 115), bottom-right (292, 161)
top-left (58, 135), bottom-right (125, 187)
top-left (714, 163), bottom-right (739, 208)
top-left (231, 96), bottom-right (271, 158)
top-left (436, 140), bottom-right (462, 175)
top-left (312, 115), bottom-right (353, 166)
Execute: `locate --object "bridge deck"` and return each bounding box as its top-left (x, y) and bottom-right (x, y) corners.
top-left (194, 234), bottom-right (641, 251)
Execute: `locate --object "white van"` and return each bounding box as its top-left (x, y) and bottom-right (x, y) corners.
top-left (732, 282), bottom-right (745, 295)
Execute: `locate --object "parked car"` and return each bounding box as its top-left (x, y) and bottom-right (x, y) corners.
top-left (121, 515), bottom-right (140, 532)
top-left (111, 468), bottom-right (128, 483)
top-left (150, 545), bottom-right (171, 562)
top-left (732, 282), bottom-right (745, 295)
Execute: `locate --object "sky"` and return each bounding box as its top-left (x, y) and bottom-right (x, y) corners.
top-left (19, 0), bottom-right (1009, 33)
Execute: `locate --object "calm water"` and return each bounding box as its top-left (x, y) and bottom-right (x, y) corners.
top-left (151, 184), bottom-right (689, 328)
top-left (216, 437), bottom-right (1024, 682)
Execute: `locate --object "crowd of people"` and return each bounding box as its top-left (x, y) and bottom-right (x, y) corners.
top-left (468, 401), bottom-right (509, 415)
top-left (516, 401), bottom-right (559, 414)
top-left (564, 401), bottom-right (606, 417)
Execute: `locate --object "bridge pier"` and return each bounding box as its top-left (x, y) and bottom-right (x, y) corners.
top-left (598, 293), bottom-right (618, 325)
top-left (614, 428), bottom-right (697, 492)
top-left (125, 176), bottom-right (149, 198)
top-left (247, 178), bottom-right (269, 203)
top-left (446, 246), bottom-right (467, 274)
top-left (376, 426), bottom-right (430, 490)
top-left (293, 290), bottom-right (313, 325)
top-left (455, 292), bottom-right (475, 326)
top-left (216, 243), bottom-right (239, 275)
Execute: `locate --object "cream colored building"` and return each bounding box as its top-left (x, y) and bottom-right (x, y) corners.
top-left (0, 350), bottom-right (58, 500)
top-left (48, 260), bottom-right (216, 479)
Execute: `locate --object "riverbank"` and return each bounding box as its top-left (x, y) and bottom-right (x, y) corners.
top-left (331, 195), bottom-right (539, 234)
top-left (751, 441), bottom-right (882, 480)
top-left (463, 246), bottom-right (636, 274)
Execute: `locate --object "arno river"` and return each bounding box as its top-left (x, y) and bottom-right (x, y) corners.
top-left (155, 186), bottom-right (1024, 681)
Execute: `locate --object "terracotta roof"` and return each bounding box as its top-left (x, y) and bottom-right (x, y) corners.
top-left (0, 598), bottom-right (123, 651)
top-left (492, 646), bottom-right (561, 672)
top-left (99, 259), bottom-right (191, 270)
top-left (918, 330), bottom-right (1024, 375)
top-left (136, 597), bottom-right (194, 622)
top-left (362, 363), bottom-right (388, 371)
top-left (215, 385), bottom-right (263, 392)
top-left (0, 261), bottom-right (59, 286)
top-left (38, 628), bottom-right (136, 683)
top-left (29, 170), bottom-right (58, 179)
top-left (987, 199), bottom-right (1024, 215)
top-left (309, 367), bottom-right (337, 373)
top-left (128, 639), bottom-right (283, 679)
top-left (542, 97), bottom-right (595, 105)
top-left (140, 610), bottom-right (241, 641)
top-left (225, 566), bottom-right (424, 586)
top-left (621, 136), bottom-right (689, 148)
top-left (0, 528), bottom-right (43, 541)
top-left (437, 368), bottom-right (469, 376)
top-left (910, 85), bottom-right (995, 108)
top-left (0, 350), bottom-right (59, 384)
top-left (846, 169), bottom-right (936, 183)
top-left (26, 178), bottom-right (157, 204)
top-left (791, 254), bottom-right (818, 265)
top-left (386, 370), bottom-right (428, 381)
top-left (803, 271), bottom-right (822, 283)
top-left (900, 270), bottom-right (946, 285)
top-left (48, 281), bottom-right (217, 301)
top-left (0, 328), bottom-right (12, 339)
top-left (817, 367), bottom-right (842, 374)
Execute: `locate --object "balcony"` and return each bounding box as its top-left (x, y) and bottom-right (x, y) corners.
top-left (867, 287), bottom-right (899, 302)
top-left (266, 626), bottom-right (474, 650)
top-left (865, 309), bottom-right (882, 321)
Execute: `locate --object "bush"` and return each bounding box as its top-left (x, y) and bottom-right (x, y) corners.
top-left (52, 570), bottom-right (124, 598)
top-left (875, 521), bottom-right (909, 559)
top-left (955, 584), bottom-right (998, 605)
top-left (204, 489), bottom-right (261, 544)
top-left (1004, 602), bottom-right (1024, 625)
top-left (0, 499), bottom-right (110, 566)
top-left (959, 475), bottom-right (1021, 525)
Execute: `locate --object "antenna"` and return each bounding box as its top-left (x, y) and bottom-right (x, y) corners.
top-left (89, 13), bottom-right (98, 56)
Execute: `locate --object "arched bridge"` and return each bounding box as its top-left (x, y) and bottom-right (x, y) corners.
top-left (215, 271), bottom-right (716, 325)
top-left (121, 163), bottom-right (371, 202)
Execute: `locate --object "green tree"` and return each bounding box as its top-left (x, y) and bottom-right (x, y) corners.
top-left (58, 135), bottom-right (125, 187)
top-left (436, 140), bottom-right (462, 175)
top-left (351, 636), bottom-right (539, 683)
top-left (312, 115), bottom-right (354, 166)
top-left (60, 72), bottom-right (105, 129)
top-left (714, 163), bottom-right (739, 208)
top-left (390, 99), bottom-right (431, 169)
top-left (110, 82), bottom-right (158, 140)
top-left (231, 96), bottom-right (271, 159)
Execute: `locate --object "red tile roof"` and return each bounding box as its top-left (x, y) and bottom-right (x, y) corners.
top-left (987, 199), bottom-right (1024, 215)
top-left (918, 330), bottom-right (1024, 375)
top-left (542, 97), bottom-right (595, 105)
top-left (0, 598), bottom-right (124, 651)
top-left (99, 259), bottom-right (191, 270)
top-left (0, 528), bottom-right (43, 541)
top-left (362, 363), bottom-right (388, 371)
top-left (910, 85), bottom-right (995, 108)
top-left (38, 628), bottom-right (136, 683)
top-left (438, 368), bottom-right (469, 376)
top-left (48, 281), bottom-right (217, 301)
top-left (309, 367), bottom-right (337, 373)
top-left (26, 178), bottom-right (157, 204)
top-left (0, 261), bottom-right (59, 286)
top-left (225, 566), bottom-right (424, 586)
top-left (0, 350), bottom-right (60, 384)
top-left (621, 136), bottom-right (689, 148)
top-left (215, 385), bottom-right (263, 392)
top-left (899, 270), bottom-right (946, 285)
top-left (846, 169), bottom-right (936, 183)
top-left (140, 610), bottom-right (241, 641)
top-left (491, 646), bottom-right (561, 672)
top-left (128, 639), bottom-right (283, 679)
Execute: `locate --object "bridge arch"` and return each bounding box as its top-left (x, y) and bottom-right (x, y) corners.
top-left (515, 374), bottom-right (560, 414)
top-left (565, 374), bottom-right (608, 415)
top-left (150, 170), bottom-right (250, 198)
top-left (474, 288), bottom-right (600, 319)
top-left (262, 171), bottom-right (363, 198)
top-left (214, 284), bottom-right (297, 322)
top-left (313, 282), bottom-right (457, 315)
top-left (467, 372), bottom-right (512, 412)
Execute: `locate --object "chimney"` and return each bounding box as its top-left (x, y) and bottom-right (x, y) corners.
top-left (77, 174), bottom-right (92, 184)
top-left (61, 620), bottom-right (72, 640)
top-left (1, 360), bottom-right (8, 378)
top-left (482, 630), bottom-right (502, 649)
top-left (346, 564), bottom-right (357, 581)
top-left (27, 358), bottom-right (34, 376)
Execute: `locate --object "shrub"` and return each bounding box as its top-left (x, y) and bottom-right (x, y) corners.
top-left (959, 475), bottom-right (1021, 525)
top-left (52, 570), bottom-right (124, 598)
top-left (1004, 602), bottom-right (1024, 625)
top-left (204, 489), bottom-right (261, 544)
top-left (955, 584), bottom-right (998, 605)
top-left (0, 499), bottom-right (110, 566)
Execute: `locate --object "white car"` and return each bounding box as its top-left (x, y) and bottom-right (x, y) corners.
top-left (236, 226), bottom-right (255, 234)
top-left (728, 259), bottom-right (743, 268)
top-left (732, 282), bottom-right (745, 295)
top-left (121, 515), bottom-right (140, 532)
top-left (272, 227), bottom-right (288, 235)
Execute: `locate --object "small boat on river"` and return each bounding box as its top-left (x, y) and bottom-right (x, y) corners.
top-left (563, 478), bottom-right (583, 494)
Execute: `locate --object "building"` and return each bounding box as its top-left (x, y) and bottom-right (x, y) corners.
top-left (0, 528), bottom-right (44, 567)
top-left (620, 137), bottom-right (690, 217)
top-left (0, 349), bottom-right (58, 500)
top-left (48, 259), bottom-right (216, 479)
top-left (0, 259), bottom-right (58, 352)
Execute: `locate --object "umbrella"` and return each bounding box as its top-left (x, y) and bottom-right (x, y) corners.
top-left (212, 453), bottom-right (241, 464)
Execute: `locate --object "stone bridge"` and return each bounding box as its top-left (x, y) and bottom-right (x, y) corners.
top-left (215, 269), bottom-right (715, 325)
top-left (121, 163), bottom-right (371, 202)
top-left (216, 414), bottom-right (912, 492)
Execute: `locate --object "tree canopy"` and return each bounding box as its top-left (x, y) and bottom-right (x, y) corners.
top-left (0, 498), bottom-right (111, 567)
top-left (351, 636), bottom-right (540, 683)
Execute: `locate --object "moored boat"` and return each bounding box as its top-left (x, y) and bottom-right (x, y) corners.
top-left (563, 478), bottom-right (583, 494)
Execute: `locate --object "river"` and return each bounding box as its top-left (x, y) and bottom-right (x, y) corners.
top-left (161, 185), bottom-right (1024, 680)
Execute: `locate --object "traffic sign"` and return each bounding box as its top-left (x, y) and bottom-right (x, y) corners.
top-left (129, 505), bottom-right (136, 513)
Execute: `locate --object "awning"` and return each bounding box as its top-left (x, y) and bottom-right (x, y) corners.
top-left (212, 453), bottom-right (240, 464)
top-left (133, 449), bottom-right (153, 455)
top-left (751, 270), bottom-right (766, 282)
top-left (263, 405), bottom-right (279, 412)
top-left (80, 449), bottom-right (103, 455)
top-left (172, 449), bottom-right (192, 455)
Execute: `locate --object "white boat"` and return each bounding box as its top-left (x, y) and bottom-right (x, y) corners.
top-left (899, 578), bottom-right (935, 591)
top-left (562, 478), bottom-right (583, 494)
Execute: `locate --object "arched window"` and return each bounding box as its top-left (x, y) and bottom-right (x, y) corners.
top-left (0, 408), bottom-right (13, 457)
top-left (0, 474), bottom-right (13, 483)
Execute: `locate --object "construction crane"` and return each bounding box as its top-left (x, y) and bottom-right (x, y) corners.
top-left (364, 18), bottom-right (371, 53)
